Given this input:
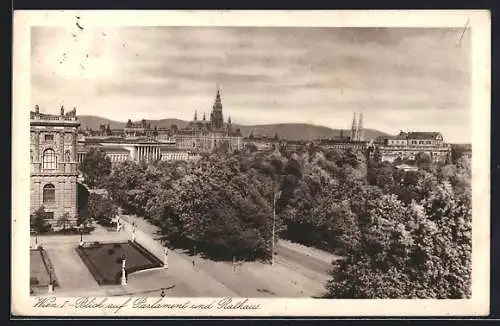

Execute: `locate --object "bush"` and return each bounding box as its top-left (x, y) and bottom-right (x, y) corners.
top-left (30, 277), bottom-right (39, 285)
top-left (107, 248), bottom-right (115, 255)
top-left (113, 243), bottom-right (121, 248)
top-left (115, 257), bottom-right (123, 264)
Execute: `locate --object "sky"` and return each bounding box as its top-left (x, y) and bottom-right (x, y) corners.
top-left (31, 26), bottom-right (471, 143)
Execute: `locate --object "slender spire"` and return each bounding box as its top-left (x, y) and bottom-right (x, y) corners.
top-left (203, 112), bottom-right (206, 121)
top-left (358, 111), bottom-right (364, 141)
top-left (194, 110), bottom-right (198, 121)
top-left (351, 112), bottom-right (358, 141)
top-left (228, 115), bottom-right (232, 124)
top-left (211, 85), bottom-right (224, 129)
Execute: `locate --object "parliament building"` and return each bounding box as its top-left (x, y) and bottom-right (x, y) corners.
top-left (77, 89), bottom-right (243, 164)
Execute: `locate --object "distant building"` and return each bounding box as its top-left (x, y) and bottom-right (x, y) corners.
top-left (451, 143), bottom-right (472, 161)
top-left (314, 112), bottom-right (369, 153)
top-left (395, 164), bottom-right (419, 172)
top-left (76, 88), bottom-right (241, 163)
top-left (243, 132), bottom-right (279, 152)
top-left (30, 105), bottom-right (80, 223)
top-left (173, 89), bottom-right (243, 152)
top-left (375, 131), bottom-right (451, 163)
top-left (124, 119), bottom-right (153, 137)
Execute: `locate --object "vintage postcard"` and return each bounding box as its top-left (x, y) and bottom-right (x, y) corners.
top-left (12, 10), bottom-right (491, 317)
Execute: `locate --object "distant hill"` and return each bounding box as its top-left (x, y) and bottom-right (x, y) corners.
top-left (77, 115), bottom-right (389, 141)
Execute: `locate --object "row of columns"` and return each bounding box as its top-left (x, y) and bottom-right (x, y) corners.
top-left (137, 146), bottom-right (161, 161)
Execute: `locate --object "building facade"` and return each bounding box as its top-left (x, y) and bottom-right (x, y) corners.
top-left (375, 131), bottom-right (451, 163)
top-left (30, 106), bottom-right (80, 223)
top-left (173, 89), bottom-right (243, 152)
top-left (77, 89), bottom-right (243, 163)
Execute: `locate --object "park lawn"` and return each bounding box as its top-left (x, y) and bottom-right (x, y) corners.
top-left (30, 249), bottom-right (51, 287)
top-left (76, 242), bottom-right (162, 285)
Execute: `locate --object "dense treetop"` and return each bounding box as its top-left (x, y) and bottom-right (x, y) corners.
top-left (101, 145), bottom-right (471, 298)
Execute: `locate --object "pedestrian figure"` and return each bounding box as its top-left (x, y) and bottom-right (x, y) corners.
top-left (160, 289), bottom-right (165, 297)
top-left (192, 259), bottom-right (195, 267)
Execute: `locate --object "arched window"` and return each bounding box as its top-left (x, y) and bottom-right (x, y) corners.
top-left (43, 184), bottom-right (55, 203)
top-left (65, 150), bottom-right (71, 162)
top-left (42, 148), bottom-right (56, 170)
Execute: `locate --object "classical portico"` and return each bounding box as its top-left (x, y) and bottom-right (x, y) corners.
top-left (135, 144), bottom-right (162, 161)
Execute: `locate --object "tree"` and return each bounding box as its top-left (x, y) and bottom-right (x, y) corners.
top-left (325, 185), bottom-right (472, 299)
top-left (87, 193), bottom-right (118, 226)
top-left (415, 152), bottom-right (432, 168)
top-left (56, 212), bottom-right (71, 231)
top-left (79, 147), bottom-right (112, 188)
top-left (30, 206), bottom-right (52, 233)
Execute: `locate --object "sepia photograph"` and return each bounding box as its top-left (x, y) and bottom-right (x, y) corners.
top-left (12, 10), bottom-right (491, 317)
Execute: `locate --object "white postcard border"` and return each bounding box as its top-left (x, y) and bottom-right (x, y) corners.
top-left (12, 10), bottom-right (491, 317)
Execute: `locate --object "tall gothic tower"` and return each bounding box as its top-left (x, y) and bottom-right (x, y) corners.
top-left (350, 112), bottom-right (365, 141)
top-left (358, 112), bottom-right (364, 141)
top-left (210, 88), bottom-right (224, 129)
top-left (351, 112), bottom-right (358, 141)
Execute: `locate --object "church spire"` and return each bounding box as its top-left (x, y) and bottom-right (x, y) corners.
top-left (351, 112), bottom-right (358, 141)
top-left (194, 110), bottom-right (198, 121)
top-left (210, 85), bottom-right (224, 129)
top-left (358, 112), bottom-right (364, 141)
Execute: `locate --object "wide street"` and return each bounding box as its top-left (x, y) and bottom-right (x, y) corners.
top-left (31, 215), bottom-right (340, 298)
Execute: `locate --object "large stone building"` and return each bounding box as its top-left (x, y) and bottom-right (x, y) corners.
top-left (311, 114), bottom-right (451, 165)
top-left (30, 105), bottom-right (80, 223)
top-left (375, 131), bottom-right (451, 163)
top-left (77, 89), bottom-right (243, 163)
top-left (174, 89), bottom-right (243, 152)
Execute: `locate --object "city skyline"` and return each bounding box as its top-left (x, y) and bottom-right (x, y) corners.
top-left (32, 27), bottom-right (471, 143)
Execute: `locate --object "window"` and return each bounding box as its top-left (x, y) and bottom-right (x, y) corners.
top-left (43, 184), bottom-right (55, 204)
top-left (65, 150), bottom-right (71, 162)
top-left (44, 134), bottom-right (54, 141)
top-left (42, 148), bottom-right (56, 170)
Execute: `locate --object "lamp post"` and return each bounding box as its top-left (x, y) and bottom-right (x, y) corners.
top-left (35, 230), bottom-right (38, 249)
top-left (271, 190), bottom-right (281, 266)
top-left (163, 247), bottom-right (169, 270)
top-left (79, 223), bottom-right (84, 247)
top-left (48, 268), bottom-right (54, 293)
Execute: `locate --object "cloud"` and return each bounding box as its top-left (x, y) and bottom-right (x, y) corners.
top-left (31, 26), bottom-right (471, 143)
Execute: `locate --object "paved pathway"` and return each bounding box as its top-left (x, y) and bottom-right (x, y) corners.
top-left (41, 243), bottom-right (100, 293)
top-left (30, 216), bottom-right (337, 298)
top-left (120, 215), bottom-right (333, 298)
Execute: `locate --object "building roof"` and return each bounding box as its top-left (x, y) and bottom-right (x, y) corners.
top-left (160, 148), bottom-right (190, 153)
top-left (406, 132), bottom-right (442, 139)
top-left (378, 131), bottom-right (443, 141)
top-left (102, 146), bottom-right (130, 153)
